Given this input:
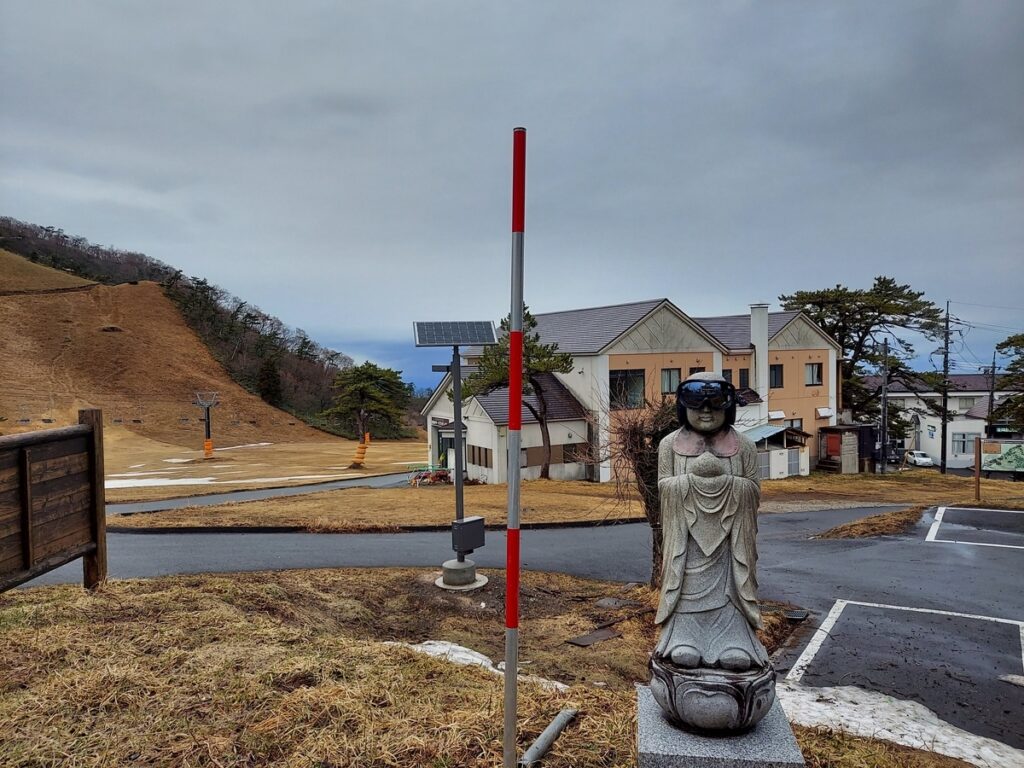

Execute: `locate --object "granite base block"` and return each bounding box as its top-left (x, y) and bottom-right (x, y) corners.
top-left (637, 685), bottom-right (804, 768)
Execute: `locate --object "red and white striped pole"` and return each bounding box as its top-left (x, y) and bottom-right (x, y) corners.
top-left (503, 126), bottom-right (526, 768)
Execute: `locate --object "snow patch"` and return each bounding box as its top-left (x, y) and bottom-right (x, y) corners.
top-left (128, 464), bottom-right (146, 469)
top-left (777, 680), bottom-right (1024, 768)
top-left (214, 442), bottom-right (273, 451)
top-left (391, 640), bottom-right (568, 693)
top-left (162, 458), bottom-right (192, 464)
top-left (108, 469), bottom-right (187, 478)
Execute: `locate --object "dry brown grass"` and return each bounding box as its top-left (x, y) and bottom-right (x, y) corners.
top-left (0, 248), bottom-right (94, 292)
top-left (111, 479), bottom-right (639, 530)
top-left (793, 724), bottom-right (971, 768)
top-left (103, 432), bottom-right (427, 503)
top-left (0, 280), bottom-right (329, 449)
top-left (817, 505), bottom-right (930, 540)
top-left (0, 569), bottom-right (964, 767)
top-left (764, 470), bottom-right (1024, 509)
top-left (112, 469), bottom-right (1024, 532)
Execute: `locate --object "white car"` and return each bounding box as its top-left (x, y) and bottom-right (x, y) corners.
top-left (906, 450), bottom-right (934, 467)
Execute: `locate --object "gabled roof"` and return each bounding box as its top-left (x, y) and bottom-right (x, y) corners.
top-left (691, 311), bottom-right (825, 352)
top-left (863, 373), bottom-right (1009, 394)
top-left (473, 372), bottom-right (588, 426)
top-left (419, 371), bottom-right (588, 427)
top-left (964, 394), bottom-right (1015, 420)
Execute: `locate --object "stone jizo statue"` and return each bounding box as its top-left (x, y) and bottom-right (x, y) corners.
top-left (649, 372), bottom-right (776, 732)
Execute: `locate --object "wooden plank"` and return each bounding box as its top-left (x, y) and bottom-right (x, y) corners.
top-left (30, 452), bottom-right (89, 484)
top-left (0, 530), bottom-right (22, 564)
top-left (0, 488), bottom-right (20, 525)
top-left (0, 541), bottom-right (95, 593)
top-left (80, 409), bottom-right (106, 589)
top-left (32, 487), bottom-right (91, 528)
top-left (34, 514), bottom-right (91, 561)
top-left (0, 461), bottom-right (18, 493)
top-left (0, 550), bottom-right (24, 577)
top-left (30, 471), bottom-right (90, 504)
top-left (0, 424), bottom-right (90, 453)
top-left (20, 449), bottom-right (33, 568)
top-left (0, 513), bottom-right (21, 540)
top-left (29, 436), bottom-right (89, 462)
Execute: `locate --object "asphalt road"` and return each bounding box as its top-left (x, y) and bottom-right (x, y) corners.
top-left (21, 504), bottom-right (1024, 749)
top-left (108, 471), bottom-right (413, 514)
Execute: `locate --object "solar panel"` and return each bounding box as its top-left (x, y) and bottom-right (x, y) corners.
top-left (414, 321), bottom-right (498, 347)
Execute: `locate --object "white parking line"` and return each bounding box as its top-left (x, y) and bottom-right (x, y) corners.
top-left (787, 599), bottom-right (1024, 684)
top-left (927, 506), bottom-right (1024, 551)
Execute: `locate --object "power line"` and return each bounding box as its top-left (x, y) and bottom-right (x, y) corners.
top-left (950, 300), bottom-right (1024, 312)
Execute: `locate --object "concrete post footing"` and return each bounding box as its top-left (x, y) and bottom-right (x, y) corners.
top-left (435, 558), bottom-right (489, 591)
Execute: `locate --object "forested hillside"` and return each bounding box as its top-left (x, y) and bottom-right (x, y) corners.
top-left (0, 216), bottom-right (353, 427)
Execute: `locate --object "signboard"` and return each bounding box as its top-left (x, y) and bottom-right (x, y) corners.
top-left (980, 441), bottom-right (1024, 472)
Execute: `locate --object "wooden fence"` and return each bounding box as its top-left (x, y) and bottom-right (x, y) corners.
top-left (0, 409), bottom-right (106, 593)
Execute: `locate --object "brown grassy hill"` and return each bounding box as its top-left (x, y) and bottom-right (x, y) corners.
top-left (0, 248), bottom-right (94, 293)
top-left (0, 279), bottom-right (329, 446)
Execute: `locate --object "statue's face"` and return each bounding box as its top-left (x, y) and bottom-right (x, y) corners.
top-left (686, 403), bottom-right (726, 434)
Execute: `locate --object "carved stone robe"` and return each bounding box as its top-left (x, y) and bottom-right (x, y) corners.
top-left (654, 426), bottom-right (767, 667)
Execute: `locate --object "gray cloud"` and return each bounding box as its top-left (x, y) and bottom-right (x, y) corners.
top-left (1, 1), bottom-right (1021, 383)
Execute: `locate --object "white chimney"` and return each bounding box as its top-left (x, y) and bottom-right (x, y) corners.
top-left (750, 303), bottom-right (770, 423)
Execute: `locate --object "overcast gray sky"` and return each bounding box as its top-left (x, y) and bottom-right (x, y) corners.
top-left (2, 1), bottom-right (1022, 385)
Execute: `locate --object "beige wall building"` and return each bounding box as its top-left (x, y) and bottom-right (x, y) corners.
top-left (422, 298), bottom-right (840, 483)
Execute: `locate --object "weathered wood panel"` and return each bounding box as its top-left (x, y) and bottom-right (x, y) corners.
top-left (35, 516), bottom-right (92, 561)
top-left (30, 452), bottom-right (90, 484)
top-left (0, 411), bottom-right (106, 592)
top-left (32, 487), bottom-right (91, 528)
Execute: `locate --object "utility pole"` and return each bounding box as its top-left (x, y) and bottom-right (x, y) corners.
top-left (986, 350), bottom-right (997, 438)
top-left (880, 338), bottom-right (888, 474)
top-left (939, 301), bottom-right (950, 475)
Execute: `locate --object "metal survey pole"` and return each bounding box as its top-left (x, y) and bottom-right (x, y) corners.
top-left (504, 126), bottom-right (525, 768)
top-left (880, 338), bottom-right (888, 474)
top-left (452, 344), bottom-right (465, 561)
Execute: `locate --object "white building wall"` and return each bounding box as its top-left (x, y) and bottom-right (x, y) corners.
top-left (555, 354), bottom-right (612, 482)
top-left (915, 414), bottom-right (985, 469)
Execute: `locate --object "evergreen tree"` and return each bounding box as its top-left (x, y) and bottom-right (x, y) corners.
top-left (323, 362), bottom-right (411, 440)
top-left (780, 277), bottom-right (943, 420)
top-left (256, 356), bottom-right (284, 407)
top-left (993, 333), bottom-right (1024, 430)
top-left (462, 308), bottom-right (574, 479)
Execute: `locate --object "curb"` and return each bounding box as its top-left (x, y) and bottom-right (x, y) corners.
top-left (106, 516), bottom-right (650, 536)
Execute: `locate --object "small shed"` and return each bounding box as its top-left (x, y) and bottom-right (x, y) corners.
top-left (817, 424), bottom-right (876, 473)
top-left (742, 424), bottom-right (811, 479)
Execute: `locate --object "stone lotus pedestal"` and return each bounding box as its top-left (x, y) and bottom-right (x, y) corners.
top-left (649, 656), bottom-right (776, 733)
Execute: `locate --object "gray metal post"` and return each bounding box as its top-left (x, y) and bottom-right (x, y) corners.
top-left (880, 338), bottom-right (888, 473)
top-left (452, 344), bottom-right (465, 562)
top-left (940, 300), bottom-right (950, 474)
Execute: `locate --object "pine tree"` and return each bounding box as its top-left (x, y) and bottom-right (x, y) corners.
top-left (462, 308), bottom-right (574, 479)
top-left (322, 362), bottom-right (411, 440)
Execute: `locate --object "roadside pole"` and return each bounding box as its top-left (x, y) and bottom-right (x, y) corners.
top-left (504, 126), bottom-right (525, 768)
top-left (880, 338), bottom-right (888, 474)
top-left (974, 436), bottom-right (981, 502)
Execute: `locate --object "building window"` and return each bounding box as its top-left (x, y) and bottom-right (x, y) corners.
top-left (738, 368), bottom-right (750, 389)
top-left (805, 363), bottom-right (823, 386)
top-left (958, 397), bottom-right (977, 410)
top-left (952, 433), bottom-right (980, 454)
top-left (784, 418), bottom-right (803, 430)
top-left (610, 369), bottom-right (645, 409)
top-left (722, 368), bottom-right (733, 383)
top-left (689, 366), bottom-right (706, 375)
top-left (769, 364), bottom-right (784, 389)
top-left (661, 368), bottom-right (680, 394)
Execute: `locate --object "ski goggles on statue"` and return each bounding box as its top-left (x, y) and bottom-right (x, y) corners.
top-left (677, 380), bottom-right (737, 410)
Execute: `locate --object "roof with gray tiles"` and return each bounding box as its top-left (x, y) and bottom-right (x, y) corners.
top-left (862, 373), bottom-right (1009, 394)
top-left (691, 311), bottom-right (802, 351)
top-left (473, 372), bottom-right (588, 426)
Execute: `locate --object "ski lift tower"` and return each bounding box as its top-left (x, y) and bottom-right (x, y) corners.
top-left (414, 321), bottom-right (497, 590)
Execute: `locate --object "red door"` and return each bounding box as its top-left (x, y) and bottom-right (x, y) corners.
top-left (826, 433), bottom-right (841, 457)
